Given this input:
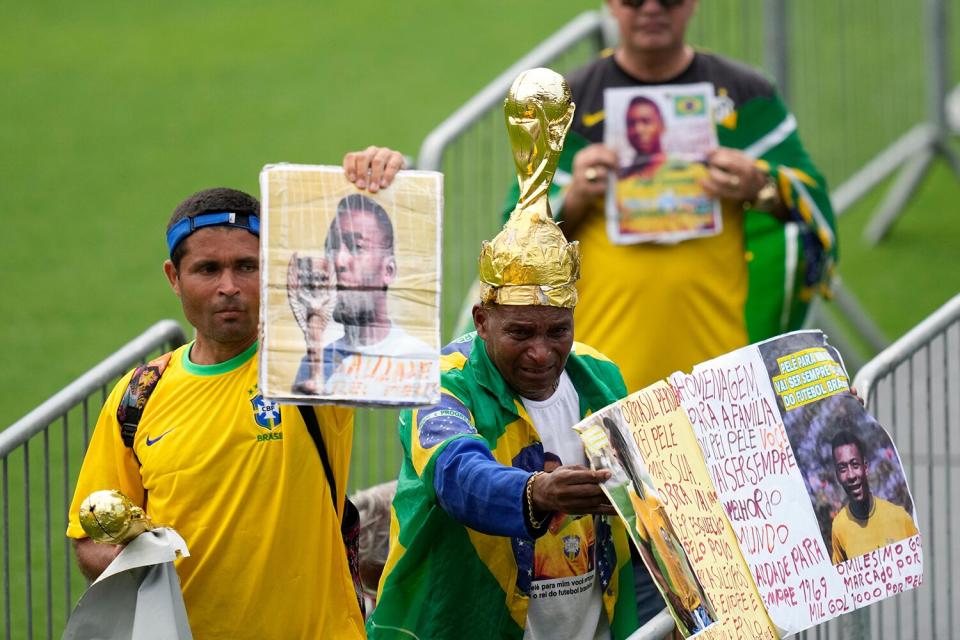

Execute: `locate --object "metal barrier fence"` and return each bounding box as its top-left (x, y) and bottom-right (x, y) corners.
top-left (0, 320), bottom-right (186, 639)
top-left (1, 2), bottom-right (955, 638)
top-left (627, 298), bottom-right (960, 640)
top-left (6, 302), bottom-right (955, 639)
top-left (839, 293), bottom-right (960, 640)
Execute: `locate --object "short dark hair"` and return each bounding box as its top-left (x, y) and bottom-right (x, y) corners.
top-left (329, 193), bottom-right (394, 252)
top-left (627, 96), bottom-right (662, 120)
top-left (167, 188), bottom-right (260, 268)
top-left (831, 430), bottom-right (866, 461)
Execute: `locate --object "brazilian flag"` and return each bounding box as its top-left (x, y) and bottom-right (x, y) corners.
top-left (674, 94), bottom-right (706, 116)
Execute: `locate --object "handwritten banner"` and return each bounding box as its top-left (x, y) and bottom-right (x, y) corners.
top-left (578, 381), bottom-right (776, 638)
top-left (670, 347), bottom-right (842, 632)
top-left (577, 330), bottom-right (923, 638)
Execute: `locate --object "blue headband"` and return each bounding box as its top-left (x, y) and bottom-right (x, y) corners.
top-left (166, 212), bottom-right (260, 256)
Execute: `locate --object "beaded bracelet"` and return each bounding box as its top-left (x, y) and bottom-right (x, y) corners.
top-left (525, 471), bottom-right (549, 530)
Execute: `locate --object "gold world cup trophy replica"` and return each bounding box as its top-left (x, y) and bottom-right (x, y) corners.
top-left (66, 491), bottom-right (190, 639)
top-left (79, 489), bottom-right (155, 545)
top-left (479, 67), bottom-right (580, 308)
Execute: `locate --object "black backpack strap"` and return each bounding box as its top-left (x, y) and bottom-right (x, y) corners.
top-left (297, 405), bottom-right (338, 511)
top-left (296, 405), bottom-right (365, 616)
top-left (116, 352), bottom-right (173, 448)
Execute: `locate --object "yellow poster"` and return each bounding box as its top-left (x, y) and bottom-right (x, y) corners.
top-left (576, 381), bottom-right (776, 638)
top-left (259, 164), bottom-right (441, 406)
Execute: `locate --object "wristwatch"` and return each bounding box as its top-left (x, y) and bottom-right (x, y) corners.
top-left (744, 175), bottom-right (780, 213)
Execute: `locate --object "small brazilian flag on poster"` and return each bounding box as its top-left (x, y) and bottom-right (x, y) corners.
top-left (674, 94), bottom-right (705, 116)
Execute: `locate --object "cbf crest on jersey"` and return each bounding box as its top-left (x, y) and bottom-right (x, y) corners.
top-left (563, 535), bottom-right (581, 561)
top-left (250, 394), bottom-right (281, 429)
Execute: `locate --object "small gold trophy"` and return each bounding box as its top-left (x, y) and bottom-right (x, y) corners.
top-left (79, 490), bottom-right (155, 545)
top-left (479, 67), bottom-right (580, 308)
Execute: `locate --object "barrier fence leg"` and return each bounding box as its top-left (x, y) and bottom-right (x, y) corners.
top-left (863, 149), bottom-right (936, 245)
top-left (830, 279), bottom-right (889, 354)
top-left (763, 0), bottom-right (789, 102)
top-left (842, 608), bottom-right (871, 640)
top-left (864, 0), bottom-right (954, 245)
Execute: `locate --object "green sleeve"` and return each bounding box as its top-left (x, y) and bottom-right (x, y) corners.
top-left (720, 94), bottom-right (838, 339)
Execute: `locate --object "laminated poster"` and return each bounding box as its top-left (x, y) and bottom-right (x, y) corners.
top-left (575, 331), bottom-right (922, 638)
top-left (259, 164), bottom-right (442, 407)
top-left (604, 82), bottom-right (721, 245)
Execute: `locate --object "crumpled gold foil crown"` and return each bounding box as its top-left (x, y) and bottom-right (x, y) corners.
top-left (79, 489), bottom-right (155, 545)
top-left (478, 68), bottom-right (580, 308)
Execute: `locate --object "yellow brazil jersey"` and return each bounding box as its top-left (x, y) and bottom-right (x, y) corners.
top-left (830, 497), bottom-right (919, 564)
top-left (573, 201), bottom-right (747, 393)
top-left (629, 490), bottom-right (702, 612)
top-left (67, 342), bottom-right (363, 639)
top-left (615, 162), bottom-right (715, 236)
top-left (533, 514), bottom-right (596, 580)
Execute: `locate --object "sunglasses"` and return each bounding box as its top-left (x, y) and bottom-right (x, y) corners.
top-left (620, 0), bottom-right (687, 8)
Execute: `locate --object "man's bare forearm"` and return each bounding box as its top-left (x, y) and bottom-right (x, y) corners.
top-left (73, 538), bottom-right (123, 581)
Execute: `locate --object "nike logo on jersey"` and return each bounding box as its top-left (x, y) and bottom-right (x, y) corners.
top-left (582, 110), bottom-right (605, 127)
top-left (146, 429), bottom-right (174, 446)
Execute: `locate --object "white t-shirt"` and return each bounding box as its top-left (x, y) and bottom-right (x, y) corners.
top-left (521, 371), bottom-right (611, 640)
top-left (522, 371), bottom-right (586, 468)
top-left (338, 323), bottom-right (435, 358)
top-left (323, 324), bottom-right (438, 400)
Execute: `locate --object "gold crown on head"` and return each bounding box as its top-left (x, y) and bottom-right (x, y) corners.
top-left (478, 68), bottom-right (581, 308)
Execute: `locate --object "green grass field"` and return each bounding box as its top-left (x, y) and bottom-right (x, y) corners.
top-left (1, 0), bottom-right (958, 634)
top-left (836, 159), bottom-right (960, 340)
top-left (1, 1), bottom-right (612, 427)
top-left (3, 0), bottom-right (958, 426)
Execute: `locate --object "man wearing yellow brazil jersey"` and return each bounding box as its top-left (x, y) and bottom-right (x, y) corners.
top-left (67, 146), bottom-right (405, 639)
top-left (830, 430), bottom-right (918, 565)
top-left (514, 0), bottom-right (836, 394)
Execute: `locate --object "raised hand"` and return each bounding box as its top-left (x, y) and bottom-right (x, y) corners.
top-left (343, 146), bottom-right (406, 193)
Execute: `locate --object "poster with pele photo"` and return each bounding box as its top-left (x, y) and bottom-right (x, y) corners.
top-left (603, 82), bottom-right (721, 245)
top-left (259, 164), bottom-right (442, 407)
top-left (575, 330), bottom-right (922, 638)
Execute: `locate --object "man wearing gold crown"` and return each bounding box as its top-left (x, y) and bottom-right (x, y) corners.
top-left (368, 70), bottom-right (639, 640)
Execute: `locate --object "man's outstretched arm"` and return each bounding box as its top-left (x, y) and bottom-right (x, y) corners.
top-left (434, 437), bottom-right (615, 539)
